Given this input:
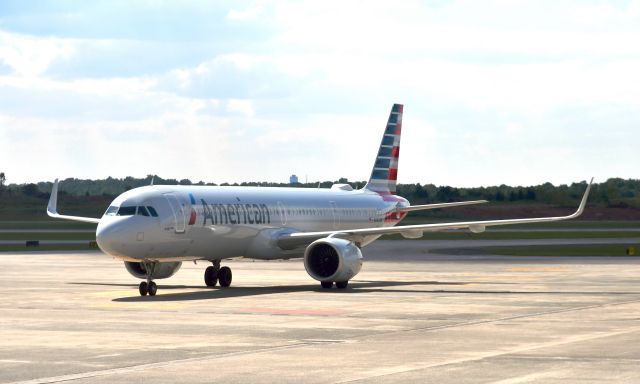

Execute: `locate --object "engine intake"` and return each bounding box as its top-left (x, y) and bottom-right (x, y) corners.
top-left (124, 261), bottom-right (182, 280)
top-left (304, 238), bottom-right (363, 283)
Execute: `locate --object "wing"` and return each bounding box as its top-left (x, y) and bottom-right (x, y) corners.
top-left (278, 178), bottom-right (593, 250)
top-left (47, 179), bottom-right (101, 224)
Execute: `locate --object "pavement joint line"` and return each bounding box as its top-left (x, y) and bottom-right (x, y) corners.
top-left (348, 297), bottom-right (640, 341)
top-left (4, 342), bottom-right (311, 384)
top-left (334, 325), bottom-right (640, 383)
top-left (506, 356), bottom-right (640, 363)
top-left (3, 248), bottom-right (640, 382)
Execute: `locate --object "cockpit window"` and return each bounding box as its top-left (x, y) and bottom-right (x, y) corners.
top-left (106, 205), bottom-right (157, 217)
top-left (105, 206), bottom-right (119, 216)
top-left (147, 206), bottom-right (158, 217)
top-left (117, 206), bottom-right (137, 216)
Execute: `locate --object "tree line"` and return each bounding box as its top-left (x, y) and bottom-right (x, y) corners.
top-left (1, 174), bottom-right (638, 209)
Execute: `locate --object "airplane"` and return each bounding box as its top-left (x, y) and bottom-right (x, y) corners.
top-left (46, 104), bottom-right (593, 296)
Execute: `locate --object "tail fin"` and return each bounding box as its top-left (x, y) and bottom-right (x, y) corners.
top-left (364, 103), bottom-right (403, 194)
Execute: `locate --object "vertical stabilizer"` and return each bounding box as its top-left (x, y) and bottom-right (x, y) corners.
top-left (364, 104), bottom-right (403, 194)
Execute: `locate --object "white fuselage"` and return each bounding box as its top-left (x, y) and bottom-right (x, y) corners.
top-left (96, 184), bottom-right (409, 263)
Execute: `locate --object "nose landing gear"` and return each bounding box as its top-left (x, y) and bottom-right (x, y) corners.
top-left (204, 260), bottom-right (232, 288)
top-left (138, 262), bottom-right (158, 296)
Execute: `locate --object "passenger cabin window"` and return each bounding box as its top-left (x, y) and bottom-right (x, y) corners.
top-left (105, 206), bottom-right (118, 216)
top-left (137, 206), bottom-right (150, 216)
top-left (117, 206), bottom-right (137, 216)
top-left (147, 206), bottom-right (158, 217)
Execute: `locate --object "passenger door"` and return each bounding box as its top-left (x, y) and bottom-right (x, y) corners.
top-left (163, 193), bottom-right (186, 233)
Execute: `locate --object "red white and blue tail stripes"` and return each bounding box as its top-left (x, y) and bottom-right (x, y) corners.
top-left (364, 103), bottom-right (403, 194)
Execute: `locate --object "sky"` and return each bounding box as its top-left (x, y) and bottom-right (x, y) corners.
top-left (0, 0), bottom-right (638, 187)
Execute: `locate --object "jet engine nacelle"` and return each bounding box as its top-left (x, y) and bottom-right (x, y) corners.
top-left (304, 238), bottom-right (363, 283)
top-left (124, 261), bottom-right (182, 280)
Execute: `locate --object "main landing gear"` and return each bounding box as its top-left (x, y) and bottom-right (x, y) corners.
top-left (204, 260), bottom-right (232, 288)
top-left (320, 281), bottom-right (349, 289)
top-left (138, 261), bottom-right (158, 296)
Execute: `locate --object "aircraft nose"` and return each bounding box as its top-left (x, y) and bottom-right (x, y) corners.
top-left (96, 218), bottom-right (128, 256)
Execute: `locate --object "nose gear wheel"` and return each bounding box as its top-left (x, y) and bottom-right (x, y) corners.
top-left (138, 261), bottom-right (158, 296)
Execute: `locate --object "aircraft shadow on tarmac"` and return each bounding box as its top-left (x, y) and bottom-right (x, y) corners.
top-left (72, 280), bottom-right (469, 302)
top-left (69, 280), bottom-right (640, 302)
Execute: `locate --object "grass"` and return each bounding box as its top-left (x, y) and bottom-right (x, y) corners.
top-left (0, 220), bottom-right (638, 253)
top-left (0, 193), bottom-right (111, 221)
top-left (0, 244), bottom-right (99, 252)
top-left (490, 220), bottom-right (640, 230)
top-left (0, 232), bottom-right (96, 241)
top-left (1, 228), bottom-right (637, 243)
top-left (484, 245), bottom-right (638, 257)
top-left (398, 217), bottom-right (640, 229)
top-left (0, 220), bottom-right (96, 230)
top-left (383, 231), bottom-right (640, 241)
top-left (1, 219), bottom-right (638, 232)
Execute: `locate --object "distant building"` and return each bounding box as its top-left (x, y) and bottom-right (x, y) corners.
top-left (289, 174), bottom-right (299, 184)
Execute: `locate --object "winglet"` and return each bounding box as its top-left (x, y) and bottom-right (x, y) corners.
top-left (569, 177), bottom-right (593, 219)
top-left (47, 179), bottom-right (59, 217)
top-left (46, 179), bottom-right (101, 224)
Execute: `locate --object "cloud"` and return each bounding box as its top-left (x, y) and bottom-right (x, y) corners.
top-left (156, 54), bottom-right (296, 100)
top-left (0, 1), bottom-right (263, 41)
top-left (227, 3), bottom-right (265, 21)
top-left (0, 31), bottom-right (75, 76)
top-left (226, 99), bottom-right (255, 117)
top-left (0, 1), bottom-right (639, 186)
top-left (0, 73), bottom-right (160, 121)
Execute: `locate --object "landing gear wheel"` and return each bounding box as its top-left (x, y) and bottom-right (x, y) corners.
top-left (139, 281), bottom-right (148, 296)
top-left (321, 281), bottom-right (333, 289)
top-left (138, 261), bottom-right (157, 297)
top-left (148, 281), bottom-right (157, 296)
top-left (204, 266), bottom-right (218, 287)
top-left (336, 281), bottom-right (348, 289)
top-left (218, 266), bottom-right (232, 287)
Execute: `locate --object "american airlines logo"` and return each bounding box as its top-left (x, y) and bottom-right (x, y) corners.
top-left (201, 200), bottom-right (271, 225)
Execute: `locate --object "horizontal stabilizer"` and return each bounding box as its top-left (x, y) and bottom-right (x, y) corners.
top-left (398, 200), bottom-right (488, 212)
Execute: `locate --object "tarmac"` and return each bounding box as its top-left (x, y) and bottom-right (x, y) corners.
top-left (1, 240), bottom-right (640, 383)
